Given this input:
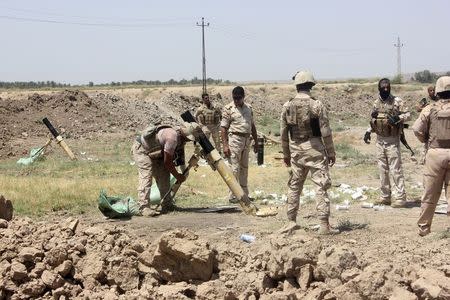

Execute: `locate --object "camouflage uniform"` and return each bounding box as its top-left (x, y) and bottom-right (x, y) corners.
top-left (412, 76), bottom-right (450, 235)
top-left (195, 104), bottom-right (222, 152)
top-left (221, 102), bottom-right (254, 198)
top-left (131, 125), bottom-right (183, 210)
top-left (369, 95), bottom-right (410, 206)
top-left (281, 91), bottom-right (336, 222)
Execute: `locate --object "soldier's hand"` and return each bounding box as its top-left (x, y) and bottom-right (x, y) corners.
top-left (253, 143), bottom-right (259, 153)
top-left (388, 115), bottom-right (400, 126)
top-left (283, 157), bottom-right (291, 167)
top-left (328, 156), bottom-right (336, 167)
top-left (175, 173), bottom-right (186, 184)
top-left (223, 145), bottom-right (231, 158)
top-left (363, 131), bottom-right (371, 144)
top-left (371, 110), bottom-right (379, 119)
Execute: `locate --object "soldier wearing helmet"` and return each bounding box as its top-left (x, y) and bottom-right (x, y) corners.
top-left (363, 78), bottom-right (410, 208)
top-left (131, 122), bottom-right (201, 215)
top-left (413, 76), bottom-right (450, 236)
top-left (279, 70), bottom-right (338, 235)
top-left (195, 93), bottom-right (222, 153)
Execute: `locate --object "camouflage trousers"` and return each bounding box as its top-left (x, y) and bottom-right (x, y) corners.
top-left (418, 148), bottom-right (450, 232)
top-left (376, 140), bottom-right (406, 201)
top-left (227, 134), bottom-right (251, 199)
top-left (203, 125), bottom-right (221, 153)
top-left (287, 142), bottom-right (331, 222)
top-left (131, 141), bottom-right (172, 209)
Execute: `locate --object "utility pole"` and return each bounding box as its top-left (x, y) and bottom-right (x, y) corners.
top-left (196, 17), bottom-right (209, 94)
top-left (394, 36), bottom-right (404, 81)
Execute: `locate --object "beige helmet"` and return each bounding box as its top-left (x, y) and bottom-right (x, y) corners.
top-left (180, 122), bottom-right (202, 141)
top-left (293, 70), bottom-right (316, 86)
top-left (435, 76), bottom-right (450, 94)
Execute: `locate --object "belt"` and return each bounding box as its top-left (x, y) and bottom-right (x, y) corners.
top-left (230, 132), bottom-right (250, 137)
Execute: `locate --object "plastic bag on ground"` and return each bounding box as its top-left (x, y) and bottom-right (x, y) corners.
top-left (98, 190), bottom-right (140, 219)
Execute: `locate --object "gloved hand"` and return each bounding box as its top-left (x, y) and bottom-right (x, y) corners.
top-left (363, 131), bottom-right (371, 144)
top-left (388, 115), bottom-right (400, 125)
top-left (371, 110), bottom-right (379, 119)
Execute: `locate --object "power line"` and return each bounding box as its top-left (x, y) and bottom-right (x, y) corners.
top-left (0, 15), bottom-right (190, 28)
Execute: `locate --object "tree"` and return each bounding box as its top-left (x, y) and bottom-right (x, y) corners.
top-left (88, 81), bottom-right (94, 87)
top-left (414, 70), bottom-right (438, 83)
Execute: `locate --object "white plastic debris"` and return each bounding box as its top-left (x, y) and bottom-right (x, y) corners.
top-left (351, 191), bottom-right (363, 200)
top-left (361, 202), bottom-right (374, 208)
top-left (129, 161), bottom-right (136, 166)
top-left (281, 194), bottom-right (287, 202)
top-left (374, 205), bottom-right (385, 211)
top-left (335, 204), bottom-right (350, 211)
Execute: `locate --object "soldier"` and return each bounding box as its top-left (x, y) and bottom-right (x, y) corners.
top-left (221, 86), bottom-right (258, 203)
top-left (412, 76), bottom-right (450, 236)
top-left (416, 86), bottom-right (438, 164)
top-left (363, 78), bottom-right (410, 208)
top-left (195, 93), bottom-right (222, 152)
top-left (131, 122), bottom-right (200, 215)
top-left (280, 70), bottom-right (338, 235)
top-left (416, 86), bottom-right (438, 113)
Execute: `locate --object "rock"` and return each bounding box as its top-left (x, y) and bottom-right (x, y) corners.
top-left (316, 246), bottom-right (358, 280)
top-left (45, 247), bottom-right (68, 268)
top-left (150, 229), bottom-right (215, 282)
top-left (297, 264), bottom-right (313, 290)
top-left (63, 218), bottom-right (79, 232)
top-left (156, 282), bottom-right (196, 299)
top-left (41, 270), bottom-right (64, 289)
top-left (260, 291), bottom-right (298, 300)
top-left (0, 260), bottom-right (11, 276)
top-left (56, 260), bottom-right (73, 277)
top-left (21, 279), bottom-right (46, 297)
top-left (196, 280), bottom-right (232, 300)
top-left (283, 277), bottom-right (299, 292)
top-left (29, 262), bottom-right (45, 278)
top-left (18, 247), bottom-right (44, 263)
top-left (388, 287), bottom-right (418, 300)
top-left (0, 195), bottom-right (13, 221)
top-left (411, 269), bottom-right (450, 299)
top-left (10, 261), bottom-right (28, 282)
top-left (107, 258), bottom-right (139, 292)
top-left (341, 268), bottom-right (360, 282)
top-left (80, 253), bottom-right (105, 281)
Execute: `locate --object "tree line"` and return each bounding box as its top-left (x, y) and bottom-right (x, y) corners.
top-left (0, 77), bottom-right (231, 89)
top-left (412, 70), bottom-right (450, 83)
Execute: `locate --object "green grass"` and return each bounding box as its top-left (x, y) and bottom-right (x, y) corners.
top-left (257, 115), bottom-right (280, 136)
top-left (336, 218), bottom-right (369, 232)
top-left (334, 143), bottom-right (370, 165)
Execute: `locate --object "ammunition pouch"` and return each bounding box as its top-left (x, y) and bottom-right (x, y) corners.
top-left (370, 116), bottom-right (400, 137)
top-left (286, 99), bottom-right (315, 142)
top-left (204, 110), bottom-right (215, 125)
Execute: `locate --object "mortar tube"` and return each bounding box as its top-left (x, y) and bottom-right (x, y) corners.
top-left (205, 149), bottom-right (257, 215)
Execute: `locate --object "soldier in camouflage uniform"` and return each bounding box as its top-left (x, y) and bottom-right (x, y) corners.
top-left (412, 76), bottom-right (450, 236)
top-left (280, 71), bottom-right (338, 235)
top-left (132, 122), bottom-right (200, 215)
top-left (363, 78), bottom-right (410, 208)
top-left (195, 93), bottom-right (222, 152)
top-left (221, 86), bottom-right (259, 202)
top-left (416, 86), bottom-right (438, 164)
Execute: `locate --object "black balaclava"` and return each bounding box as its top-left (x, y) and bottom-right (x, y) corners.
top-left (378, 78), bottom-right (391, 101)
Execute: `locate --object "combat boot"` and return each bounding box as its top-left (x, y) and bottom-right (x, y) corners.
top-left (375, 198), bottom-right (391, 205)
top-left (318, 219), bottom-right (340, 235)
top-left (391, 199), bottom-right (406, 208)
top-left (418, 225), bottom-right (430, 237)
top-left (278, 220), bottom-right (300, 235)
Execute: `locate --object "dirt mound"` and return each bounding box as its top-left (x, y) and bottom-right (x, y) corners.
top-left (1, 217), bottom-right (449, 299)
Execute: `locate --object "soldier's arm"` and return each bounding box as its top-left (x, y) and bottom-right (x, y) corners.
top-left (318, 103), bottom-right (336, 159)
top-left (220, 107), bottom-right (231, 157)
top-left (396, 98), bottom-right (411, 122)
top-left (412, 109), bottom-right (430, 143)
top-left (280, 106), bottom-right (290, 162)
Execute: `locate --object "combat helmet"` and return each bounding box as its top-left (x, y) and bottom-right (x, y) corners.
top-left (435, 76), bottom-right (450, 94)
top-left (293, 70), bottom-right (316, 86)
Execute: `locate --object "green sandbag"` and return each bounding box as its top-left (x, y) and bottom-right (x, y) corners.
top-left (98, 190), bottom-right (140, 218)
top-left (149, 175), bottom-right (177, 205)
top-left (17, 147), bottom-right (46, 166)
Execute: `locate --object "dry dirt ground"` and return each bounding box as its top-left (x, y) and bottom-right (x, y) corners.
top-left (1, 84), bottom-right (450, 299)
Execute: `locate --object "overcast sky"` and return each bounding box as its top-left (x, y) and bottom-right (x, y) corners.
top-left (1, 0), bottom-right (449, 84)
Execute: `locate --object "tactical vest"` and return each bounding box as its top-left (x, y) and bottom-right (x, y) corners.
top-left (429, 105), bottom-right (450, 149)
top-left (203, 109), bottom-right (216, 125)
top-left (370, 107), bottom-right (401, 137)
top-left (139, 124), bottom-right (172, 158)
top-left (285, 98), bottom-right (316, 142)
